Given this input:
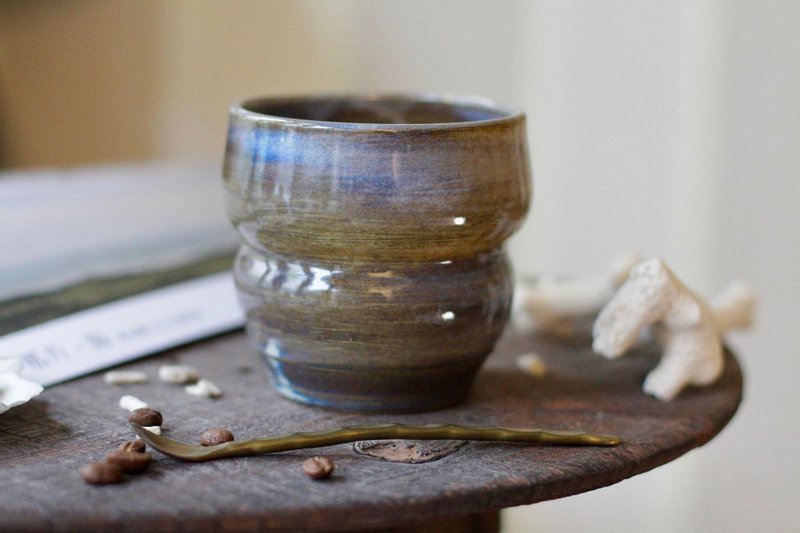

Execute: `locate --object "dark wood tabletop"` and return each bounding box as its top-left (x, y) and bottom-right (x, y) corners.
top-left (0, 329), bottom-right (742, 532)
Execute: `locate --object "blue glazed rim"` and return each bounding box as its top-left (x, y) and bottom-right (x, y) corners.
top-left (231, 93), bottom-right (525, 132)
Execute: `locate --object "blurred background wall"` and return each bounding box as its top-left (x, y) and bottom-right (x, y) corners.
top-left (1, 1), bottom-right (798, 531)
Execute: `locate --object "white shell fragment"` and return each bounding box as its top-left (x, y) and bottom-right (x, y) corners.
top-left (104, 370), bottom-right (148, 385)
top-left (0, 356), bottom-right (43, 415)
top-left (158, 364), bottom-right (200, 384)
top-left (513, 252), bottom-right (643, 336)
top-left (593, 258), bottom-right (755, 401)
top-left (119, 394), bottom-right (149, 412)
top-left (185, 378), bottom-right (222, 398)
top-left (515, 353), bottom-right (548, 378)
top-left (134, 425), bottom-right (162, 440)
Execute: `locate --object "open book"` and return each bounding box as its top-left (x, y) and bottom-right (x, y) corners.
top-left (0, 161), bottom-right (245, 385)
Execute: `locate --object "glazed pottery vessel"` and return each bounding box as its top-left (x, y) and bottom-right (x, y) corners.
top-left (224, 94), bottom-right (531, 412)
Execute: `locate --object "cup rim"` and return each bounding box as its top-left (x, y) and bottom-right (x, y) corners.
top-left (231, 93), bottom-right (524, 131)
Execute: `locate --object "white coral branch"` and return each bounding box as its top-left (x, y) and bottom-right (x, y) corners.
top-left (710, 280), bottom-right (756, 333)
top-left (593, 258), bottom-right (754, 401)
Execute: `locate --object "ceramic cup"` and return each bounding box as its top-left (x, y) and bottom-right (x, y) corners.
top-left (224, 94), bottom-right (531, 412)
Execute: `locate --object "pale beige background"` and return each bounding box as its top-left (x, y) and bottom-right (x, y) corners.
top-left (1, 1), bottom-right (798, 531)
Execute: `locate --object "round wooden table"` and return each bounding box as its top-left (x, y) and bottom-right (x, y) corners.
top-left (0, 330), bottom-right (742, 532)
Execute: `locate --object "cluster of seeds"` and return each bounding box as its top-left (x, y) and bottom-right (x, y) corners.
top-left (80, 441), bottom-right (153, 485)
top-left (82, 403), bottom-right (336, 484)
top-left (79, 408), bottom-right (163, 485)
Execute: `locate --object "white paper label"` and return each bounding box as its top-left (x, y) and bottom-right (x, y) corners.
top-left (0, 272), bottom-right (245, 387)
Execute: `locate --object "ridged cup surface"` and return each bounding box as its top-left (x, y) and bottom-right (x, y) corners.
top-left (224, 95), bottom-right (531, 411)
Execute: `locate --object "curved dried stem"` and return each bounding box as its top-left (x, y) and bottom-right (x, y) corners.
top-left (130, 422), bottom-right (620, 462)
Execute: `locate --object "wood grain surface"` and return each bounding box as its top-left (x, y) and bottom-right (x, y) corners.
top-left (0, 330), bottom-right (742, 532)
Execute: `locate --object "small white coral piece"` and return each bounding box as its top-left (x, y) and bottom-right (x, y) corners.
top-left (185, 378), bottom-right (222, 398)
top-left (119, 394), bottom-right (149, 411)
top-left (709, 280), bottom-right (756, 333)
top-left (104, 370), bottom-right (148, 385)
top-left (513, 252), bottom-right (643, 336)
top-left (158, 364), bottom-right (200, 384)
top-left (516, 353), bottom-right (548, 378)
top-left (0, 356), bottom-right (43, 415)
top-left (593, 258), bottom-right (754, 401)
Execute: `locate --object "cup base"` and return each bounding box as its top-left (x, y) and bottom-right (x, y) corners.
top-left (263, 354), bottom-right (484, 413)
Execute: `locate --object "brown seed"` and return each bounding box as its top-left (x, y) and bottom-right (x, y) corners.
top-left (302, 456), bottom-right (335, 480)
top-left (200, 428), bottom-right (235, 446)
top-left (117, 440), bottom-right (146, 453)
top-left (127, 407), bottom-right (163, 427)
top-left (80, 462), bottom-right (124, 485)
top-left (105, 450), bottom-right (153, 474)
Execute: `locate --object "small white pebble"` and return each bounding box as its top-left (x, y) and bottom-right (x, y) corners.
top-left (185, 378), bottom-right (222, 398)
top-left (158, 364), bottom-right (200, 384)
top-left (119, 394), bottom-right (149, 411)
top-left (135, 425), bottom-right (162, 439)
top-left (104, 370), bottom-right (148, 385)
top-left (516, 353), bottom-right (548, 378)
